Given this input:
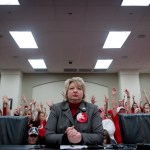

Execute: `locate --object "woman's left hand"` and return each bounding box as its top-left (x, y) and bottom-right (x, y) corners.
top-left (66, 126), bottom-right (82, 143)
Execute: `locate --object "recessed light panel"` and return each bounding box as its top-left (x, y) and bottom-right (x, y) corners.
top-left (103, 31), bottom-right (131, 48)
top-left (94, 59), bottom-right (113, 69)
top-left (28, 59), bottom-right (47, 69)
top-left (0, 0), bottom-right (20, 5)
top-left (121, 0), bottom-right (150, 6)
top-left (9, 31), bottom-right (38, 48)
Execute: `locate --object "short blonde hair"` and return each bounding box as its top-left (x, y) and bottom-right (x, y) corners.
top-left (64, 77), bottom-right (86, 100)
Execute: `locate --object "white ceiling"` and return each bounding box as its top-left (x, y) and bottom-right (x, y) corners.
top-left (0, 0), bottom-right (150, 73)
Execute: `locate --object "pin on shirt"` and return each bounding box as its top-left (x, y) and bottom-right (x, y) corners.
top-left (77, 112), bottom-right (88, 123)
top-left (82, 107), bottom-right (86, 112)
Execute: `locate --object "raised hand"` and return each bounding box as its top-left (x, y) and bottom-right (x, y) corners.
top-left (132, 95), bottom-right (135, 103)
top-left (40, 102), bottom-right (43, 108)
top-left (91, 95), bottom-right (97, 104)
top-left (3, 96), bottom-right (9, 104)
top-left (124, 89), bottom-right (130, 98)
top-left (18, 104), bottom-right (23, 110)
top-left (104, 95), bottom-right (108, 103)
top-left (112, 88), bottom-right (117, 95)
top-left (22, 95), bottom-right (27, 103)
top-left (132, 95), bottom-right (135, 99)
top-left (36, 104), bottom-right (41, 112)
top-left (46, 100), bottom-right (53, 109)
top-left (30, 98), bottom-right (35, 105)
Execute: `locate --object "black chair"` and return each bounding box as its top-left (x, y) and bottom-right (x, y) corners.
top-left (0, 116), bottom-right (28, 145)
top-left (118, 113), bottom-right (150, 144)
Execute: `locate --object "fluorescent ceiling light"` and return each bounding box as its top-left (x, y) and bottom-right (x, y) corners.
top-left (121, 0), bottom-right (150, 6)
top-left (28, 59), bottom-right (47, 69)
top-left (103, 31), bottom-right (131, 48)
top-left (94, 59), bottom-right (113, 69)
top-left (0, 0), bottom-right (20, 5)
top-left (9, 31), bottom-right (38, 48)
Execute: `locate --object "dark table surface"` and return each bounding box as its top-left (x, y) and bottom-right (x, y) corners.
top-left (0, 144), bottom-right (139, 150)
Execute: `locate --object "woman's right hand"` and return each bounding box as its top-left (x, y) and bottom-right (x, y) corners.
top-left (66, 126), bottom-right (82, 144)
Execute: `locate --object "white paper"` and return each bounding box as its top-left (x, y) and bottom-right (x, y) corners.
top-left (60, 145), bottom-right (88, 149)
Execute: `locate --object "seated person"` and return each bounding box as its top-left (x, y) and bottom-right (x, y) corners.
top-left (45, 77), bottom-right (103, 146)
top-left (99, 107), bottom-right (116, 144)
top-left (103, 129), bottom-right (111, 144)
top-left (27, 127), bottom-right (39, 145)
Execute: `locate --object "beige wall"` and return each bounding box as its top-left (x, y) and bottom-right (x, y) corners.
top-left (22, 73), bottom-right (119, 107)
top-left (140, 74), bottom-right (150, 100)
top-left (1, 73), bottom-right (150, 111)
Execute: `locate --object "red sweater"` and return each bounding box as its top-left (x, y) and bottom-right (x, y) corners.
top-left (69, 102), bottom-right (81, 116)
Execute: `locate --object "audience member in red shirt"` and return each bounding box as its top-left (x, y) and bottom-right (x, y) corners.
top-left (111, 88), bottom-right (130, 144)
top-left (37, 111), bottom-right (47, 144)
top-left (112, 107), bottom-right (126, 144)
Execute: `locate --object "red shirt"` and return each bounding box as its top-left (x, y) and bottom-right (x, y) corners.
top-left (3, 107), bottom-right (6, 116)
top-left (69, 102), bottom-right (81, 116)
top-left (38, 120), bottom-right (46, 137)
top-left (112, 114), bottom-right (122, 144)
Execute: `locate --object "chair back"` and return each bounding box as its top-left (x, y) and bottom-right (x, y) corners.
top-left (0, 116), bottom-right (28, 144)
top-left (118, 114), bottom-right (150, 144)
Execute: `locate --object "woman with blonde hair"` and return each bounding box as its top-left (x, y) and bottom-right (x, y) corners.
top-left (45, 77), bottom-right (103, 146)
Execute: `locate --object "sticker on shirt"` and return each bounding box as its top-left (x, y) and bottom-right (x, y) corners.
top-left (38, 124), bottom-right (43, 129)
top-left (77, 112), bottom-right (88, 123)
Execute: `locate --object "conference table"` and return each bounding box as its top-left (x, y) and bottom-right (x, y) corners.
top-left (0, 144), bottom-right (141, 150)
